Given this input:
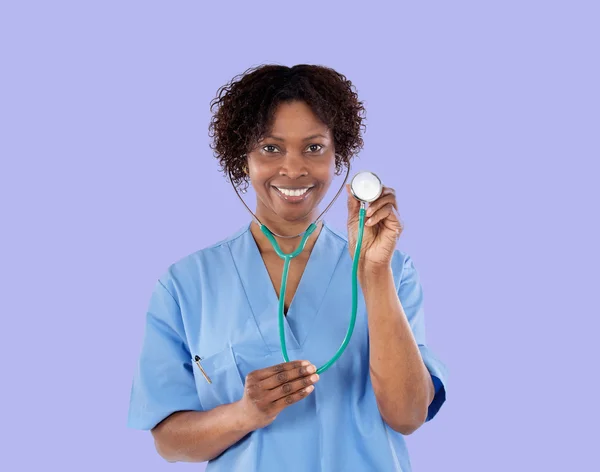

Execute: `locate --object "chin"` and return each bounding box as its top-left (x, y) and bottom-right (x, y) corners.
top-left (276, 207), bottom-right (317, 223)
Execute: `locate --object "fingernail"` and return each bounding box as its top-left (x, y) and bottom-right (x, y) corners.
top-left (311, 374), bottom-right (319, 382)
top-left (307, 365), bottom-right (316, 373)
top-left (301, 361), bottom-right (310, 366)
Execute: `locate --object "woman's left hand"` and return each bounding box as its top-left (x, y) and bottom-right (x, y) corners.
top-left (346, 184), bottom-right (403, 270)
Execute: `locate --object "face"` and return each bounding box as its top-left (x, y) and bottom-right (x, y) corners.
top-left (246, 100), bottom-right (336, 224)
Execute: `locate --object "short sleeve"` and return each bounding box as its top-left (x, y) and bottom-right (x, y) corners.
top-left (127, 279), bottom-right (202, 430)
top-left (397, 254), bottom-right (448, 422)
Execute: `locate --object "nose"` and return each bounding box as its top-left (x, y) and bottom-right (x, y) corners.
top-left (279, 152), bottom-right (308, 179)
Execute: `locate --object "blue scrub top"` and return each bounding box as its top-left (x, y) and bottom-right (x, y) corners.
top-left (128, 222), bottom-right (447, 471)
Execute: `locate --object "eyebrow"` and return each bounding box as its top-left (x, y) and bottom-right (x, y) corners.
top-left (262, 133), bottom-right (328, 142)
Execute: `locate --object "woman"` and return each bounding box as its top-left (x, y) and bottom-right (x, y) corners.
top-left (127, 64), bottom-right (447, 471)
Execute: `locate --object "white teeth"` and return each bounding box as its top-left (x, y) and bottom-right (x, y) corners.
top-left (277, 187), bottom-right (310, 197)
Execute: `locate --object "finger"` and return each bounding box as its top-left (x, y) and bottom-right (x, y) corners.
top-left (366, 194), bottom-right (398, 217)
top-left (365, 203), bottom-right (396, 226)
top-left (271, 384), bottom-right (316, 411)
top-left (248, 360), bottom-right (311, 383)
top-left (265, 373), bottom-right (320, 403)
top-left (366, 187), bottom-right (396, 212)
top-left (371, 186), bottom-right (395, 203)
top-left (258, 362), bottom-right (316, 389)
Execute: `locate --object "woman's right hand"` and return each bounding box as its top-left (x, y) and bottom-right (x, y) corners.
top-left (238, 360), bottom-right (320, 430)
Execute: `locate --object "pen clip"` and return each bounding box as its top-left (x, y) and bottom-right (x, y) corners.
top-left (194, 355), bottom-right (212, 384)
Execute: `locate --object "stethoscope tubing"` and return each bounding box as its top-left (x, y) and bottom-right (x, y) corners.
top-left (229, 164), bottom-right (372, 373)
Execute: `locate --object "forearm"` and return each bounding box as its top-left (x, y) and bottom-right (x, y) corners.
top-left (361, 265), bottom-right (435, 434)
top-left (151, 400), bottom-right (255, 463)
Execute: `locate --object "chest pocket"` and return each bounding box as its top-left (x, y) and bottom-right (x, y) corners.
top-left (191, 346), bottom-right (245, 411)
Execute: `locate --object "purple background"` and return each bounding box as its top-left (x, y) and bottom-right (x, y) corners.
top-left (2, 1), bottom-right (598, 470)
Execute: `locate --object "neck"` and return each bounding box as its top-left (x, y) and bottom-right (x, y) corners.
top-left (250, 209), bottom-right (323, 255)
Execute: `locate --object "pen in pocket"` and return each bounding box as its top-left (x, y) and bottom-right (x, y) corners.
top-left (194, 355), bottom-right (213, 384)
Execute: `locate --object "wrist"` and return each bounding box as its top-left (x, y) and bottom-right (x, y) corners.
top-left (359, 261), bottom-right (392, 279)
top-left (359, 263), bottom-right (393, 290)
top-left (232, 400), bottom-right (259, 434)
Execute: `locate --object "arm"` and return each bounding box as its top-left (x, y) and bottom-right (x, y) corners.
top-left (361, 264), bottom-right (435, 435)
top-left (128, 280), bottom-right (320, 463)
top-left (346, 184), bottom-right (447, 435)
top-left (151, 401), bottom-right (253, 463)
top-left (151, 360), bottom-right (319, 463)
top-left (128, 279), bottom-right (247, 463)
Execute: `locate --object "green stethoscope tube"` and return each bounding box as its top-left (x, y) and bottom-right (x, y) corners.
top-left (261, 204), bottom-right (367, 374)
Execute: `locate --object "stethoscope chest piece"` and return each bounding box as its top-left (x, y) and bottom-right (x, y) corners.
top-left (350, 171), bottom-right (383, 203)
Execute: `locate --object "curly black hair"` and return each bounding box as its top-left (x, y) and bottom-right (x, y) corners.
top-left (208, 64), bottom-right (366, 190)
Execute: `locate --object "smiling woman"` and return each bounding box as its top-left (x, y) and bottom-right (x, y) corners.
top-left (208, 64), bottom-right (365, 196)
top-left (246, 101), bottom-right (337, 234)
top-left (127, 64), bottom-right (448, 472)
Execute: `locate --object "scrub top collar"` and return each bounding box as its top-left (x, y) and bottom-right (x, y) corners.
top-left (228, 220), bottom-right (347, 354)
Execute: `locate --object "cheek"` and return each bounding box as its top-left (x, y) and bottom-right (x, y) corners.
top-left (258, 172), bottom-right (276, 186)
top-left (247, 165), bottom-right (272, 188)
top-left (315, 162), bottom-right (337, 186)
top-left (320, 154), bottom-right (337, 175)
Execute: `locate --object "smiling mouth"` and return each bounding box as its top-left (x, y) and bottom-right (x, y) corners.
top-left (272, 186), bottom-right (314, 202)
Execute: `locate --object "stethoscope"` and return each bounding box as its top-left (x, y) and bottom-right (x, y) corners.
top-left (230, 163), bottom-right (383, 374)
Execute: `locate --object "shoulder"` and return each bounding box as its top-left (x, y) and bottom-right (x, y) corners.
top-left (323, 222), bottom-right (415, 283)
top-left (156, 223), bottom-right (252, 297)
top-left (322, 221), bottom-right (349, 245)
top-left (392, 250), bottom-right (417, 280)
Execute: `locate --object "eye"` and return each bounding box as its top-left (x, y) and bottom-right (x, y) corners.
top-left (262, 144), bottom-right (279, 153)
top-left (307, 144), bottom-right (323, 153)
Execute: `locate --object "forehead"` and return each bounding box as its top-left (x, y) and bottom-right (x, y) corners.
top-left (267, 101), bottom-right (330, 137)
